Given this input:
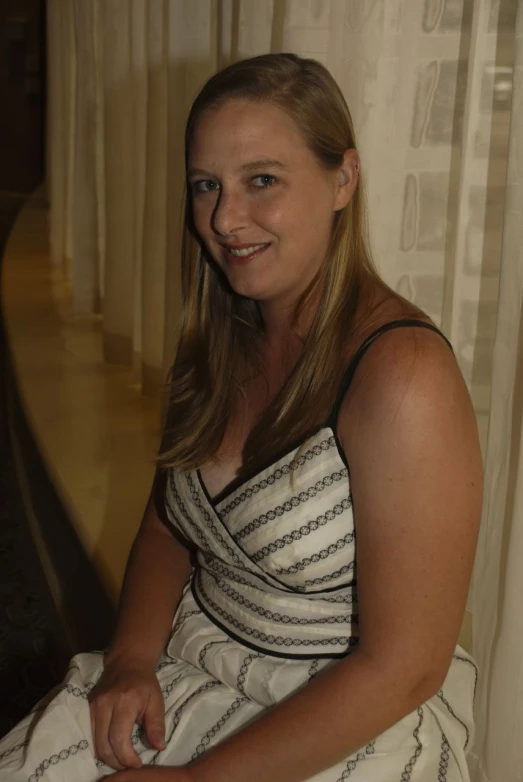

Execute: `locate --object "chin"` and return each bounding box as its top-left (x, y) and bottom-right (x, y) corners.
top-left (230, 285), bottom-right (266, 302)
top-left (224, 275), bottom-right (268, 301)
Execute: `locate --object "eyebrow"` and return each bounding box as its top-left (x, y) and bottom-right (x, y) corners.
top-left (187, 159), bottom-right (286, 178)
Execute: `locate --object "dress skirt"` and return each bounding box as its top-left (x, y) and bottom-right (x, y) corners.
top-left (0, 586), bottom-right (477, 782)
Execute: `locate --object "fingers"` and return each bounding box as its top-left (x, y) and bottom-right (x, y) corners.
top-left (90, 700), bottom-right (125, 771)
top-left (88, 668), bottom-right (165, 770)
top-left (143, 690), bottom-right (166, 751)
top-left (109, 702), bottom-right (144, 769)
top-left (90, 696), bottom-right (143, 771)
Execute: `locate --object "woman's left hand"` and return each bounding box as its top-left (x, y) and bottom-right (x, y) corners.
top-left (103, 767), bottom-right (194, 782)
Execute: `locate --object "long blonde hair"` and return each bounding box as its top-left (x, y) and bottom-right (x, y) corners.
top-left (157, 53), bottom-right (407, 474)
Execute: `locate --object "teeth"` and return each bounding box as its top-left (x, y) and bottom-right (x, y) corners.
top-left (228, 244), bottom-right (267, 257)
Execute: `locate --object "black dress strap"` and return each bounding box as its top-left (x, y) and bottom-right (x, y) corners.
top-left (328, 319), bottom-right (453, 427)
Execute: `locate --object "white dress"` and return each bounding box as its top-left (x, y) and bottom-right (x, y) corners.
top-left (0, 320), bottom-right (478, 781)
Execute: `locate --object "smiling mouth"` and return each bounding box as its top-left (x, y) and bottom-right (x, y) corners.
top-left (222, 243), bottom-right (271, 264)
top-left (226, 243), bottom-right (269, 256)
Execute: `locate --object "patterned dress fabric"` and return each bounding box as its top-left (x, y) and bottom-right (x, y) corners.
top-left (0, 320), bottom-right (478, 781)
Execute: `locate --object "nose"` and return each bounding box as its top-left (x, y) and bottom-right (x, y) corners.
top-left (212, 187), bottom-right (248, 237)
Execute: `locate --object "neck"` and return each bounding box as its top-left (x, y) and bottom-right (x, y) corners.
top-left (259, 283), bottom-right (322, 351)
top-left (260, 305), bottom-right (297, 348)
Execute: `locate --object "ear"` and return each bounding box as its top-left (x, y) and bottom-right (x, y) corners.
top-left (333, 148), bottom-right (360, 211)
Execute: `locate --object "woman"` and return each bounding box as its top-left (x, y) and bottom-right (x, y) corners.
top-left (0, 53), bottom-right (482, 782)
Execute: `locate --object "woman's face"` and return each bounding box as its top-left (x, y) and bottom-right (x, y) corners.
top-left (187, 99), bottom-right (356, 310)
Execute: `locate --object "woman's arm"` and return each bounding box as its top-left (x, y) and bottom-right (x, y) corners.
top-left (105, 470), bottom-right (193, 670)
top-left (90, 470), bottom-right (193, 770)
top-left (178, 327), bottom-right (483, 782)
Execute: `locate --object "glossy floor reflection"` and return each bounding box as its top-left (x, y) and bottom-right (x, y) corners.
top-left (2, 196), bottom-right (160, 603)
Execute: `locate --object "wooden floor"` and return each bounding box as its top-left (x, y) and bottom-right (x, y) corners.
top-left (2, 195), bottom-right (160, 602)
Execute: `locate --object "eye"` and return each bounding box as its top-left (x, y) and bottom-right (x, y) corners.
top-left (252, 174), bottom-right (277, 189)
top-left (191, 179), bottom-right (220, 194)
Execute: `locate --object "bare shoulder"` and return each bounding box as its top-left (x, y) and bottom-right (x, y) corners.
top-left (336, 308), bottom-right (483, 682)
top-left (345, 318), bottom-right (461, 417)
top-left (337, 280), bottom-right (481, 470)
top-left (338, 312), bottom-right (483, 504)
top-left (342, 316), bottom-right (473, 430)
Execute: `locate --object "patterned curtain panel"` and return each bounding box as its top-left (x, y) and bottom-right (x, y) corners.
top-left (46, 1), bottom-right (522, 778)
top-left (470, 3), bottom-right (523, 779)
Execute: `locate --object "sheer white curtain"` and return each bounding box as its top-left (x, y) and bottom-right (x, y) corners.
top-left (470, 5), bottom-right (523, 780)
top-left (46, 0), bottom-right (522, 778)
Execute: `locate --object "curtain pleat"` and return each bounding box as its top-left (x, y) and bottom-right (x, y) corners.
top-left (71, 0), bottom-right (100, 314)
top-left (270, 0), bottom-right (286, 54)
top-left (101, 0), bottom-right (136, 364)
top-left (139, 0), bottom-right (168, 394)
top-left (162, 0), bottom-right (217, 376)
top-left (471, 4), bottom-right (523, 779)
top-left (47, 0), bottom-right (75, 272)
top-left (236, 0), bottom-right (274, 56)
top-left (129, 0), bottom-right (147, 380)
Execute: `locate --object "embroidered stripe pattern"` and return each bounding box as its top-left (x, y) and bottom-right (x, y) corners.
top-left (201, 552), bottom-right (295, 595)
top-left (234, 469), bottom-right (349, 542)
top-left (437, 689), bottom-right (470, 749)
top-left (251, 499), bottom-right (352, 562)
top-left (191, 697), bottom-right (250, 759)
top-left (307, 659), bottom-right (320, 682)
top-left (63, 682), bottom-right (96, 699)
top-left (151, 680), bottom-right (223, 765)
top-left (161, 672), bottom-right (184, 699)
top-left (302, 561), bottom-right (355, 588)
top-left (186, 474), bottom-right (255, 570)
top-left (28, 740), bottom-right (89, 781)
top-left (336, 742), bottom-right (376, 781)
top-left (202, 553), bottom-right (268, 590)
top-left (156, 659), bottom-right (174, 672)
top-left (273, 531), bottom-right (355, 575)
top-left (438, 732), bottom-right (450, 781)
top-left (401, 707), bottom-right (424, 782)
top-left (0, 740), bottom-right (28, 762)
top-left (454, 654), bottom-right (479, 701)
top-left (167, 471), bottom-right (211, 551)
top-left (237, 651), bottom-right (264, 695)
top-left (198, 638), bottom-right (233, 675)
top-left (213, 578), bottom-right (354, 625)
top-left (324, 592), bottom-right (356, 604)
top-left (172, 609), bottom-right (201, 634)
top-left (219, 437), bottom-right (337, 518)
top-left (168, 426), bottom-right (359, 657)
top-left (196, 573), bottom-right (355, 650)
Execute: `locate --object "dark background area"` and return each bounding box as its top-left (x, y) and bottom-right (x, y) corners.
top-left (0, 0), bottom-right (114, 738)
top-left (0, 0), bottom-right (64, 738)
top-left (0, 0), bottom-right (46, 192)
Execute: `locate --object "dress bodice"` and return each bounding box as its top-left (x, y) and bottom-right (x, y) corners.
top-left (165, 426), bottom-right (357, 658)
